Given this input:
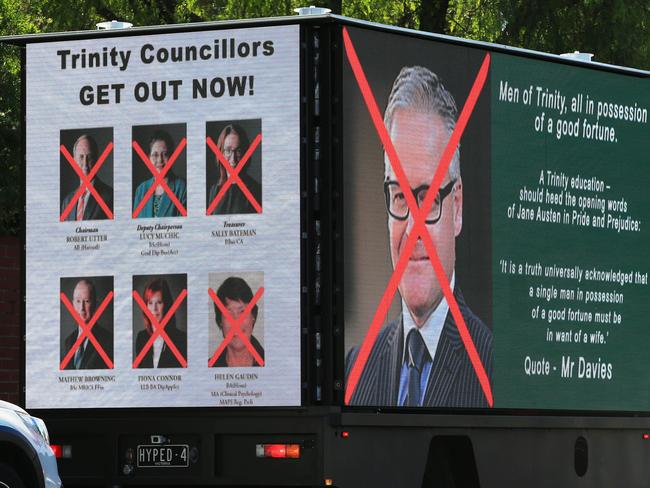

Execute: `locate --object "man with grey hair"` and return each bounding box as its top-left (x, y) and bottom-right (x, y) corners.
top-left (346, 66), bottom-right (492, 407)
top-left (61, 278), bottom-right (113, 370)
top-left (61, 133), bottom-right (114, 221)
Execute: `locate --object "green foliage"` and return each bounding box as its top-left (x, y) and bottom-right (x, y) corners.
top-left (448, 0), bottom-right (504, 40)
top-left (345, 0), bottom-right (422, 29)
top-left (1, 0), bottom-right (649, 235)
top-left (449, 0), bottom-right (650, 69)
top-left (0, 0), bottom-right (35, 235)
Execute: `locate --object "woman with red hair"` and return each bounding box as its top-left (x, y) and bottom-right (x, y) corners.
top-left (134, 277), bottom-right (187, 368)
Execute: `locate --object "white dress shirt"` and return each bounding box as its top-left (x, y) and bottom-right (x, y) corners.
top-left (401, 273), bottom-right (455, 362)
top-left (152, 335), bottom-right (164, 367)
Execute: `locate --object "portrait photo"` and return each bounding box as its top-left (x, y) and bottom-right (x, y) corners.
top-left (60, 276), bottom-right (114, 370)
top-left (59, 127), bottom-right (114, 222)
top-left (132, 123), bottom-right (187, 219)
top-left (208, 272), bottom-right (265, 368)
top-left (205, 119), bottom-right (263, 216)
top-left (342, 27), bottom-right (492, 408)
top-left (132, 273), bottom-right (188, 368)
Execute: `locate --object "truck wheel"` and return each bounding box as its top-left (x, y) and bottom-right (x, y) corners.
top-left (0, 463), bottom-right (25, 488)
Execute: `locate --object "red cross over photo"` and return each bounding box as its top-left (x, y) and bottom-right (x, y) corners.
top-left (208, 273), bottom-right (265, 368)
top-left (59, 128), bottom-right (114, 222)
top-left (59, 276), bottom-right (114, 370)
top-left (341, 27), bottom-right (494, 408)
top-left (205, 119), bottom-right (263, 216)
top-left (132, 274), bottom-right (188, 369)
top-left (132, 124), bottom-right (188, 219)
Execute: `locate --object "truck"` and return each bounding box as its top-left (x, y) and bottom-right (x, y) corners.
top-left (3, 7), bottom-right (650, 487)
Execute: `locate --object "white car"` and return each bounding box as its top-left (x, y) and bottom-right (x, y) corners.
top-left (0, 400), bottom-right (61, 488)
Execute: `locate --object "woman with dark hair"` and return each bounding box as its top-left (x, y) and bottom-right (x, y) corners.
top-left (212, 276), bottom-right (264, 367)
top-left (133, 129), bottom-right (187, 218)
top-left (135, 277), bottom-right (187, 368)
top-left (207, 124), bottom-right (261, 215)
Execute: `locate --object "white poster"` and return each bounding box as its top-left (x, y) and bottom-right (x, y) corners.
top-left (25, 25), bottom-right (301, 408)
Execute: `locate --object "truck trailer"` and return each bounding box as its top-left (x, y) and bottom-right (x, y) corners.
top-left (3, 9), bottom-right (650, 487)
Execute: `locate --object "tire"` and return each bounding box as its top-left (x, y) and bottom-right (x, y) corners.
top-left (0, 462), bottom-right (25, 488)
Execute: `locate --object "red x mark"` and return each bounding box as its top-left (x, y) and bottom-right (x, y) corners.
top-left (132, 289), bottom-right (188, 368)
top-left (60, 142), bottom-right (114, 221)
top-left (60, 291), bottom-right (114, 369)
top-left (343, 27), bottom-right (493, 407)
top-left (132, 138), bottom-right (188, 218)
top-left (206, 134), bottom-right (262, 215)
top-left (208, 287), bottom-right (265, 367)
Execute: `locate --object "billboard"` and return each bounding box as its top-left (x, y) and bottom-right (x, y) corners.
top-left (342, 26), bottom-right (650, 410)
top-left (25, 25), bottom-right (301, 408)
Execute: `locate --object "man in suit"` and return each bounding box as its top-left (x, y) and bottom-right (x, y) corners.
top-left (61, 134), bottom-right (113, 221)
top-left (62, 279), bottom-right (113, 370)
top-left (346, 66), bottom-right (492, 408)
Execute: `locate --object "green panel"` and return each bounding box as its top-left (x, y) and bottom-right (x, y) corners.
top-left (492, 54), bottom-right (650, 410)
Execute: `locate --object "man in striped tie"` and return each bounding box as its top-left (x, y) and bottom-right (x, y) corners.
top-left (345, 66), bottom-right (493, 408)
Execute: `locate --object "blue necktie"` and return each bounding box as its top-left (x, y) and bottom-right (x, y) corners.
top-left (406, 329), bottom-right (430, 406)
top-left (74, 340), bottom-right (86, 369)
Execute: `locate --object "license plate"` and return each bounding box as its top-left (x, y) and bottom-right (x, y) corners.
top-left (136, 444), bottom-right (189, 468)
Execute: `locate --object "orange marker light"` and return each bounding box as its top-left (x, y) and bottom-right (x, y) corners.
top-left (286, 444), bottom-right (301, 458)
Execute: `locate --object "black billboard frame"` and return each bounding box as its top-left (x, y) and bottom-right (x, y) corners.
top-left (14, 15), bottom-right (326, 417)
top-left (330, 17), bottom-right (650, 421)
top-left (5, 10), bottom-right (650, 424)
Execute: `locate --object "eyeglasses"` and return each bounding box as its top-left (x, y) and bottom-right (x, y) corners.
top-left (222, 148), bottom-right (242, 160)
top-left (384, 179), bottom-right (456, 224)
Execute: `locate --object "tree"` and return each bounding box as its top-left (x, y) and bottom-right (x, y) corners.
top-left (1, 0), bottom-right (650, 234)
top-left (0, 0), bottom-right (40, 234)
top-left (449, 0), bottom-right (650, 68)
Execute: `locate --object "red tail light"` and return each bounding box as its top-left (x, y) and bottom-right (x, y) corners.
top-left (255, 443), bottom-right (301, 458)
top-left (49, 444), bottom-right (72, 458)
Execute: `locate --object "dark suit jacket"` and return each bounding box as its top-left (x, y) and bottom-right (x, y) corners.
top-left (61, 177), bottom-right (114, 221)
top-left (345, 288), bottom-right (493, 408)
top-left (207, 172), bottom-right (262, 215)
top-left (135, 325), bottom-right (187, 368)
top-left (62, 325), bottom-right (113, 370)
